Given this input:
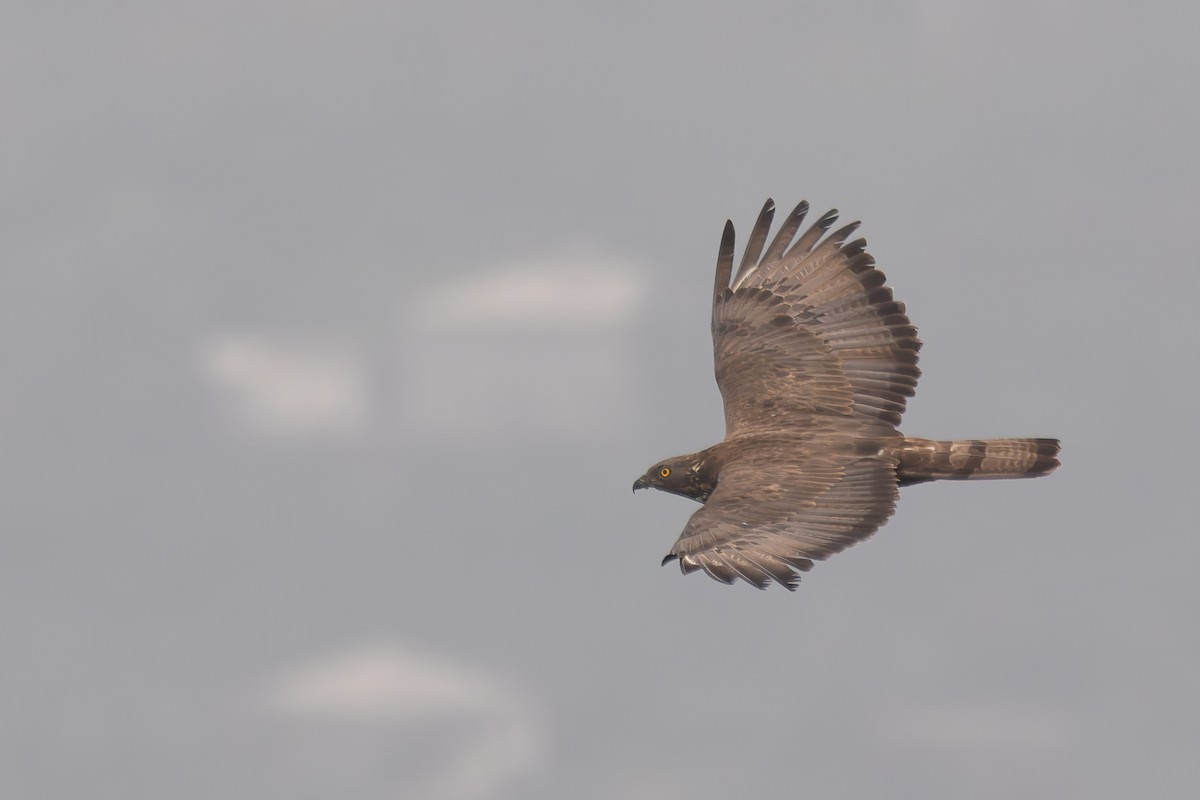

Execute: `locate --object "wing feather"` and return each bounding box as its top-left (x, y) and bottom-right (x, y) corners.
top-left (732, 198), bottom-right (776, 287)
top-left (784, 209), bottom-right (844, 262)
top-left (666, 452), bottom-right (900, 590)
top-left (760, 200), bottom-right (810, 265)
top-left (711, 199), bottom-right (923, 429)
top-left (711, 220), bottom-right (736, 316)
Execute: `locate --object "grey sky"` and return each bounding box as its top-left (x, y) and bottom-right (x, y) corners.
top-left (4, 2), bottom-right (1199, 798)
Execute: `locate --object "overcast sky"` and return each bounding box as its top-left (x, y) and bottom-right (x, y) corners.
top-left (4, 2), bottom-right (1199, 798)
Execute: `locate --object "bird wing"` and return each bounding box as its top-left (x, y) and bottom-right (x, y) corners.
top-left (711, 199), bottom-right (922, 434)
top-left (663, 447), bottom-right (900, 590)
top-left (711, 285), bottom-right (857, 436)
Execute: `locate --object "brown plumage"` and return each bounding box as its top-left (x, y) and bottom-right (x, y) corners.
top-left (633, 198), bottom-right (1060, 590)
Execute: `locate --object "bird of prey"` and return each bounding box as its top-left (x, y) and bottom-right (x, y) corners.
top-left (633, 198), bottom-right (1060, 590)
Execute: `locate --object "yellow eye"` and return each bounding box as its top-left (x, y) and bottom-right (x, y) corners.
top-left (659, 467), bottom-right (671, 478)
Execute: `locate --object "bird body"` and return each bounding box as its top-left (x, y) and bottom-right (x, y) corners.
top-left (634, 198), bottom-right (1060, 590)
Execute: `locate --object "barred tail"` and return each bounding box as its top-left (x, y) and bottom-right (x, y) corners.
top-left (896, 437), bottom-right (1060, 485)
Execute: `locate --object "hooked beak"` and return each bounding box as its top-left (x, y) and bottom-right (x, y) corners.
top-left (632, 475), bottom-right (650, 493)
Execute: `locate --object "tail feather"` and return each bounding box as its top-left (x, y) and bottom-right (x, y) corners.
top-left (896, 437), bottom-right (1060, 486)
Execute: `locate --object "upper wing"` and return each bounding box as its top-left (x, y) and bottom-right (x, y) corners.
top-left (712, 287), bottom-right (856, 436)
top-left (662, 449), bottom-right (900, 590)
top-left (711, 199), bottom-right (922, 434)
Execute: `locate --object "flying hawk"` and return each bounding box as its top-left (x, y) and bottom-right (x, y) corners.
top-left (633, 198), bottom-right (1060, 590)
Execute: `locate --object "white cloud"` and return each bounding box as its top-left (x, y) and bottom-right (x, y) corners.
top-left (398, 254), bottom-right (644, 444)
top-left (200, 335), bottom-right (368, 437)
top-left (270, 644), bottom-right (519, 721)
top-left (398, 332), bottom-right (633, 443)
top-left (417, 255), bottom-right (643, 330)
top-left (268, 644), bottom-right (545, 800)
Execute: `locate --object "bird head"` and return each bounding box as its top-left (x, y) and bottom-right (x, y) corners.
top-left (632, 457), bottom-right (713, 502)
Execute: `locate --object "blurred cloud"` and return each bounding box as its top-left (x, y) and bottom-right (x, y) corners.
top-left (200, 335), bottom-right (368, 437)
top-left (417, 254), bottom-right (643, 331)
top-left (398, 255), bottom-right (643, 444)
top-left (269, 644), bottom-right (545, 800)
